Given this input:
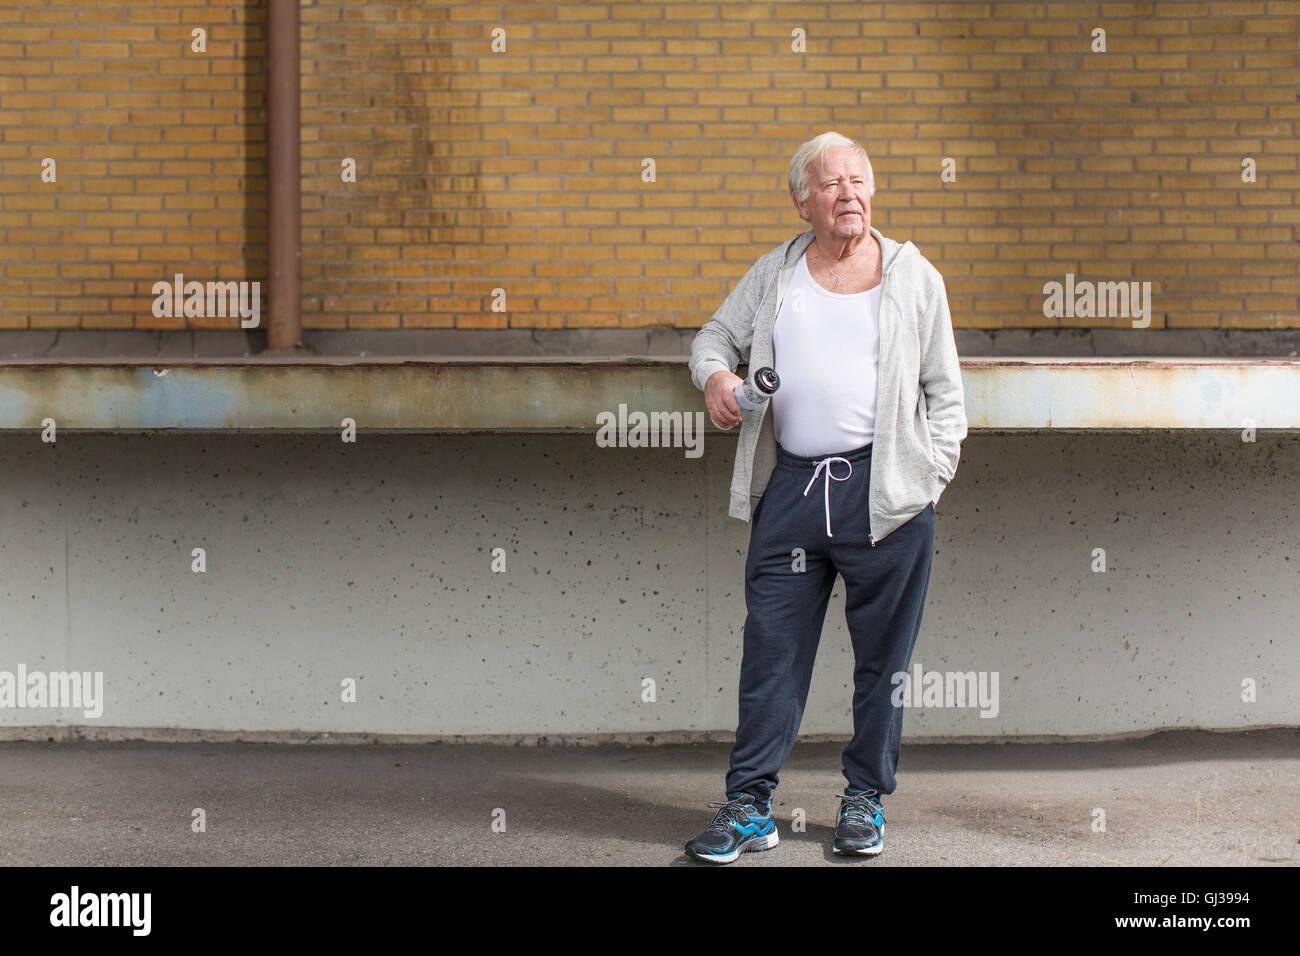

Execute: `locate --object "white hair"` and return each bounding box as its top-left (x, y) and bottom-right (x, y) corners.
top-left (788, 131), bottom-right (875, 202)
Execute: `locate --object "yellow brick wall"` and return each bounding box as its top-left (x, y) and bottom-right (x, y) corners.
top-left (1, 1), bottom-right (1297, 333)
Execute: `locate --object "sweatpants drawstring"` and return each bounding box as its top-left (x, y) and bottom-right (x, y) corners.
top-left (802, 456), bottom-right (853, 537)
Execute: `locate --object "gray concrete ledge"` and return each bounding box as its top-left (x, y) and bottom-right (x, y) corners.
top-left (0, 357), bottom-right (1296, 430)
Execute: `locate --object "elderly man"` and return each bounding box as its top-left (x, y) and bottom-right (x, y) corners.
top-left (684, 131), bottom-right (967, 863)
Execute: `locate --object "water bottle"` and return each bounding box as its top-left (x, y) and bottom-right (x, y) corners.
top-left (733, 366), bottom-right (780, 412)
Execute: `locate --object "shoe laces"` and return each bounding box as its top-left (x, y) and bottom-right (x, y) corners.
top-left (705, 797), bottom-right (761, 830)
top-left (836, 789), bottom-right (885, 829)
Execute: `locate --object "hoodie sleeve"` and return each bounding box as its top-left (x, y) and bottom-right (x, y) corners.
top-left (918, 269), bottom-right (968, 488)
top-left (688, 256), bottom-right (768, 393)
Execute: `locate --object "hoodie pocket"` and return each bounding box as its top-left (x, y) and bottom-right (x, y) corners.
top-left (916, 392), bottom-right (940, 479)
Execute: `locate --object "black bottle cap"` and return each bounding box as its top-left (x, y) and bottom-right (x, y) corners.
top-left (753, 367), bottom-right (780, 395)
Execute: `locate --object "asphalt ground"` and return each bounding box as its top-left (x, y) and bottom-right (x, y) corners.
top-left (1, 729), bottom-right (1295, 866)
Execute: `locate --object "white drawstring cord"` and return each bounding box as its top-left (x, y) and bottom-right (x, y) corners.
top-left (802, 456), bottom-right (853, 537)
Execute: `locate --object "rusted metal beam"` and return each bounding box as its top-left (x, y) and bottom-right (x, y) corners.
top-left (266, 0), bottom-right (301, 350)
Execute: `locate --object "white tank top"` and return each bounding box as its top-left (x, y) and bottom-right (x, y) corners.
top-left (771, 252), bottom-right (882, 458)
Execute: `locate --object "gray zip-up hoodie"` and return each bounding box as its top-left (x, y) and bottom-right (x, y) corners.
top-left (689, 225), bottom-right (968, 546)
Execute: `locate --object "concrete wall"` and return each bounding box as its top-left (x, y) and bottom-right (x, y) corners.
top-left (0, 430), bottom-right (1295, 740)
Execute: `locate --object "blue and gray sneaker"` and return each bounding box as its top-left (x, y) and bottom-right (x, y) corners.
top-left (684, 792), bottom-right (779, 864)
top-left (832, 786), bottom-right (885, 856)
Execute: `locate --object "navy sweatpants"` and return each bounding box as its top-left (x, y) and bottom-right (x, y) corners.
top-left (726, 441), bottom-right (935, 802)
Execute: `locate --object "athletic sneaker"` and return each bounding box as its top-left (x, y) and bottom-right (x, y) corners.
top-left (832, 786), bottom-right (885, 856)
top-left (684, 792), bottom-right (779, 864)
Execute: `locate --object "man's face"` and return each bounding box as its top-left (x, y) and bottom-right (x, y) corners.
top-left (792, 146), bottom-right (872, 241)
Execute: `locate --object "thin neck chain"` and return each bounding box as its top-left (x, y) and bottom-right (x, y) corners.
top-left (812, 241), bottom-right (876, 291)
top-left (812, 248), bottom-right (842, 289)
